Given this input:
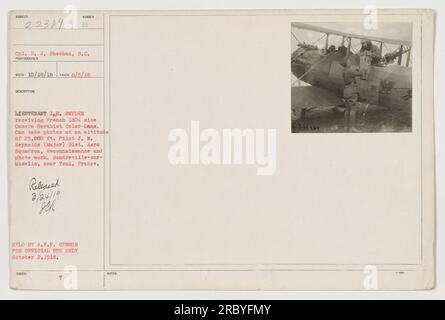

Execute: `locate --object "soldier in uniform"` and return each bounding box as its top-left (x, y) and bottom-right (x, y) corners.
top-left (342, 59), bottom-right (363, 132)
top-left (359, 39), bottom-right (381, 80)
top-left (359, 39), bottom-right (381, 64)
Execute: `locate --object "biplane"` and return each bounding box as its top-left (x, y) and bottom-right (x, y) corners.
top-left (291, 22), bottom-right (412, 132)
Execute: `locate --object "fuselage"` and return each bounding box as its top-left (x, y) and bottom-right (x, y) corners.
top-left (291, 48), bottom-right (412, 110)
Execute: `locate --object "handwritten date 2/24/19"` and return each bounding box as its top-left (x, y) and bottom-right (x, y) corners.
top-left (29, 177), bottom-right (62, 215)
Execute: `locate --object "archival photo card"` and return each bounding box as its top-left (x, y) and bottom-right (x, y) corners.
top-left (8, 9), bottom-right (435, 290)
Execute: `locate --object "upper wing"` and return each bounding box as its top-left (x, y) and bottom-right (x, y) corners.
top-left (291, 22), bottom-right (412, 47)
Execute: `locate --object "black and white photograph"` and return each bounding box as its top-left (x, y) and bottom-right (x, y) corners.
top-left (291, 22), bottom-right (413, 133)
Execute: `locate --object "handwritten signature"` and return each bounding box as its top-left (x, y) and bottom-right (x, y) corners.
top-left (29, 177), bottom-right (62, 215)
